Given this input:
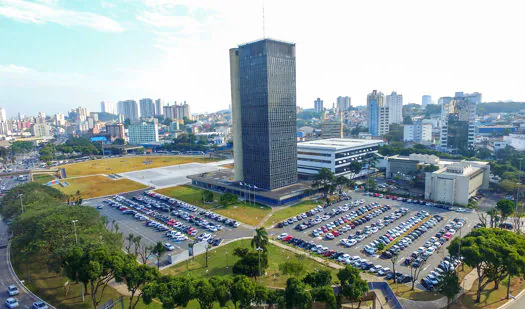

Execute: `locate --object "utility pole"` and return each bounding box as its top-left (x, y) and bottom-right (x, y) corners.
top-left (205, 243), bottom-right (209, 268)
top-left (72, 220), bottom-right (79, 245)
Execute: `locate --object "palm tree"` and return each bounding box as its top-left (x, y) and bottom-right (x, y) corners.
top-left (251, 227), bottom-right (269, 250)
top-left (152, 241), bottom-right (167, 270)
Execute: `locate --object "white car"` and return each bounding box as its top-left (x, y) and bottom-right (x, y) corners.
top-left (5, 298), bottom-right (19, 309)
top-left (163, 243), bottom-right (175, 251)
top-left (32, 301), bottom-right (48, 309)
top-left (7, 285), bottom-right (19, 296)
top-left (278, 233), bottom-right (288, 240)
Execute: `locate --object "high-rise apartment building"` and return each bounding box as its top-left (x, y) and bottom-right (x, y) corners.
top-left (155, 99), bottom-right (164, 116)
top-left (336, 96), bottom-right (351, 112)
top-left (175, 102), bottom-right (191, 120)
top-left (422, 95), bottom-right (432, 106)
top-left (404, 120), bottom-right (432, 143)
top-left (314, 98), bottom-right (324, 113)
top-left (163, 105), bottom-right (176, 120)
top-left (440, 92), bottom-right (480, 152)
top-left (367, 90), bottom-right (389, 136)
top-left (117, 100), bottom-right (139, 122)
top-left (128, 121), bottom-right (159, 145)
top-left (0, 108), bottom-right (6, 122)
top-left (230, 38), bottom-right (298, 190)
top-left (386, 91), bottom-right (403, 124)
top-left (31, 123), bottom-right (51, 137)
top-left (438, 97), bottom-right (453, 106)
top-left (76, 107), bottom-right (89, 122)
top-left (100, 101), bottom-right (115, 114)
top-left (55, 113), bottom-right (66, 127)
top-left (139, 98), bottom-right (155, 118)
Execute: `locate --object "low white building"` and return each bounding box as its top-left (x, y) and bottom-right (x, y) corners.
top-left (425, 161), bottom-right (490, 206)
top-left (297, 138), bottom-right (383, 178)
top-left (128, 121), bottom-right (159, 145)
top-left (503, 134), bottom-right (525, 151)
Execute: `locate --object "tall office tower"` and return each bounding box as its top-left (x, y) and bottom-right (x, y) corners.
top-left (386, 91), bottom-right (403, 124)
top-left (230, 38), bottom-right (298, 190)
top-left (117, 100), bottom-right (139, 121)
top-left (440, 92), bottom-right (479, 152)
top-left (155, 99), bottom-right (164, 116)
top-left (314, 98), bottom-right (324, 113)
top-left (422, 95), bottom-right (432, 106)
top-left (336, 96), bottom-right (351, 112)
top-left (367, 90), bottom-right (388, 136)
top-left (139, 98), bottom-right (155, 118)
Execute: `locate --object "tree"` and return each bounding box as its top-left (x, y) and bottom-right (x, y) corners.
top-left (409, 259), bottom-right (427, 291)
top-left (125, 233), bottom-right (135, 254)
top-left (302, 269), bottom-right (332, 288)
top-left (267, 289), bottom-right (285, 309)
top-left (375, 242), bottom-right (385, 252)
top-left (152, 241), bottom-right (167, 270)
top-left (285, 278), bottom-right (312, 309)
top-left (62, 245), bottom-right (125, 309)
top-left (113, 138), bottom-right (126, 145)
top-left (251, 227), bottom-right (269, 250)
top-left (233, 250), bottom-right (268, 279)
top-left (254, 284), bottom-right (268, 306)
top-left (313, 168), bottom-right (335, 192)
top-left (403, 115), bottom-right (413, 125)
top-left (201, 190), bottom-right (214, 203)
top-left (209, 276), bottom-right (232, 308)
top-left (436, 269), bottom-right (461, 309)
top-left (349, 161), bottom-right (363, 179)
top-left (496, 199), bottom-right (515, 223)
top-left (337, 266), bottom-right (368, 309)
top-left (116, 258), bottom-right (159, 309)
top-left (279, 260), bottom-right (305, 277)
top-left (143, 276), bottom-right (195, 309)
top-left (311, 286), bottom-right (337, 309)
top-left (220, 192), bottom-right (239, 207)
top-left (195, 279), bottom-right (216, 309)
top-left (231, 275), bottom-right (256, 309)
top-left (391, 256), bottom-right (399, 285)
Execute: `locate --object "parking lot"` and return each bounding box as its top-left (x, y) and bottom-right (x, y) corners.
top-left (84, 189), bottom-right (251, 266)
top-left (270, 192), bottom-right (478, 290)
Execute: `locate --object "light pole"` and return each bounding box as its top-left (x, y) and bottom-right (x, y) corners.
top-left (516, 183), bottom-right (521, 214)
top-left (72, 220), bottom-right (79, 245)
top-left (256, 247), bottom-right (264, 279)
top-left (18, 194), bottom-right (24, 213)
top-left (225, 250), bottom-right (228, 269)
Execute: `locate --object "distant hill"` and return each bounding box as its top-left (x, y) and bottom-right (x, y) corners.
top-left (478, 102), bottom-right (525, 114)
top-left (98, 112), bottom-right (118, 122)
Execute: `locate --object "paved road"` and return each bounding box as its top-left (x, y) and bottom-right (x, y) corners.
top-left (0, 216), bottom-right (47, 309)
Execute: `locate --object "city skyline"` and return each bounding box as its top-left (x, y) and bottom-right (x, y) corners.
top-left (1, 0), bottom-right (524, 116)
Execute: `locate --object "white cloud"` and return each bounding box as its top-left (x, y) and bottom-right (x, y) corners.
top-left (0, 64), bottom-right (34, 73)
top-left (101, 1), bottom-right (116, 9)
top-left (137, 11), bottom-right (203, 34)
top-left (0, 0), bottom-right (125, 32)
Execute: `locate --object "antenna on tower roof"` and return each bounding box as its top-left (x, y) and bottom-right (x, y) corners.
top-left (262, 0), bottom-right (266, 38)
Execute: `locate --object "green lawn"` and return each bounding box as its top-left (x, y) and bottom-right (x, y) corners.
top-left (155, 185), bottom-right (217, 209)
top-left (33, 174), bottom-right (55, 185)
top-left (156, 185), bottom-right (272, 226)
top-left (263, 200), bottom-right (320, 228)
top-left (58, 175), bottom-right (147, 199)
top-left (12, 254), bottom-right (161, 309)
top-left (162, 239), bottom-right (336, 288)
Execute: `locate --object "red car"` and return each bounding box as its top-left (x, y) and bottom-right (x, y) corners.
top-left (282, 235), bottom-right (293, 242)
top-left (386, 195), bottom-right (391, 199)
top-left (332, 230), bottom-right (340, 237)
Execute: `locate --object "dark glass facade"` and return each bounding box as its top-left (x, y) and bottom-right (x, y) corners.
top-left (238, 39), bottom-right (297, 190)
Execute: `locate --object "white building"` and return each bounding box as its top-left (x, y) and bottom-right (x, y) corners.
top-left (31, 123), bottom-right (51, 137)
top-left (128, 121), bottom-right (159, 145)
top-left (155, 99), bottom-right (164, 116)
top-left (425, 161), bottom-right (490, 206)
top-left (100, 101), bottom-right (115, 114)
top-left (139, 98), bottom-right (155, 118)
top-left (386, 91), bottom-right (403, 124)
top-left (55, 113), bottom-right (66, 127)
top-left (503, 134), bottom-right (525, 151)
top-left (118, 100), bottom-right (139, 121)
top-left (336, 96), bottom-right (351, 112)
top-left (0, 107), bottom-right (6, 122)
top-left (297, 138), bottom-right (383, 178)
top-left (379, 105), bottom-right (390, 136)
top-left (422, 95), bottom-right (432, 106)
top-left (404, 121), bottom-right (432, 143)
top-left (314, 98), bottom-right (324, 113)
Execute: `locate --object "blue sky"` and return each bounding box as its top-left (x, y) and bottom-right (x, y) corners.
top-left (1, 0), bottom-right (524, 117)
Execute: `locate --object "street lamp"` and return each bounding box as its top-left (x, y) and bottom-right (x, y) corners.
top-left (17, 194), bottom-right (24, 213)
top-left (256, 247), bottom-right (264, 278)
top-left (72, 220), bottom-right (79, 245)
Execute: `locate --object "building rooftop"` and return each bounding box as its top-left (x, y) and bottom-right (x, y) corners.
top-left (297, 138), bottom-right (382, 151)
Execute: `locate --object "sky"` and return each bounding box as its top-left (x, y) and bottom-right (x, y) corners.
top-left (1, 0), bottom-right (524, 117)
